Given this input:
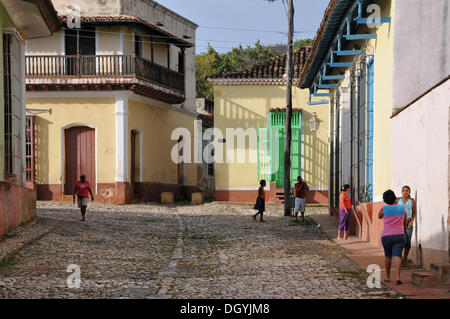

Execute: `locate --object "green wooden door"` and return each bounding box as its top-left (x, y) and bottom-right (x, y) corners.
top-left (265, 112), bottom-right (302, 188)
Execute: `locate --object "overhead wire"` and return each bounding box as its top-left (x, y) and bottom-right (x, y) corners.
top-left (59, 28), bottom-right (313, 51)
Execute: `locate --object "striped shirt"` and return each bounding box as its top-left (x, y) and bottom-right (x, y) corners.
top-left (382, 205), bottom-right (406, 237)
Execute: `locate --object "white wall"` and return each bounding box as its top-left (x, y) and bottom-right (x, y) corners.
top-left (393, 0), bottom-right (450, 108)
top-left (390, 79), bottom-right (449, 265)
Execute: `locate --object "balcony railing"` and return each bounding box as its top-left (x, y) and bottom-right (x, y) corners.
top-left (25, 55), bottom-right (185, 92)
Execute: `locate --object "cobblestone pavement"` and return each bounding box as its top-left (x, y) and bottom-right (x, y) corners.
top-left (0, 202), bottom-right (397, 299)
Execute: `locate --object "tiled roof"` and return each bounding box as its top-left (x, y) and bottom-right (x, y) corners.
top-left (58, 15), bottom-right (193, 47)
top-left (209, 45), bottom-right (312, 80)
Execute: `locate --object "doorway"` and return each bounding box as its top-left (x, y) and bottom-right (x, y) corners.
top-left (64, 126), bottom-right (96, 195)
top-left (65, 26), bottom-right (96, 75)
top-left (130, 130), bottom-right (141, 185)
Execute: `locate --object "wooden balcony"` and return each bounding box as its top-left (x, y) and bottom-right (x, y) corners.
top-left (25, 55), bottom-right (185, 104)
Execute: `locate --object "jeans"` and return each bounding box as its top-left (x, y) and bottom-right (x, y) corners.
top-left (404, 226), bottom-right (413, 250)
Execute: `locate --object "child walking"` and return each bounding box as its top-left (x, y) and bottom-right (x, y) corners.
top-left (253, 180), bottom-right (266, 222)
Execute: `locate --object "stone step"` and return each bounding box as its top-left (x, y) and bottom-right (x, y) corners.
top-left (411, 271), bottom-right (442, 287)
top-left (430, 263), bottom-right (448, 276)
top-left (440, 264), bottom-right (450, 284)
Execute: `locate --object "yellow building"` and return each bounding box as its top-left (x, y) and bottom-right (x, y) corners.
top-left (209, 46), bottom-right (330, 204)
top-left (25, 0), bottom-right (199, 204)
top-left (298, 0), bottom-right (395, 240)
top-left (0, 0), bottom-right (59, 236)
top-left (300, 0), bottom-right (450, 274)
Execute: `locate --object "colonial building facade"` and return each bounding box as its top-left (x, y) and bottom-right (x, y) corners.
top-left (299, 0), bottom-right (449, 270)
top-left (25, 0), bottom-right (200, 204)
top-left (209, 46), bottom-right (330, 204)
top-left (0, 0), bottom-right (59, 236)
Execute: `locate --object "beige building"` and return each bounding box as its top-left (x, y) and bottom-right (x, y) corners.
top-left (25, 0), bottom-right (200, 204)
top-left (209, 46), bottom-right (330, 204)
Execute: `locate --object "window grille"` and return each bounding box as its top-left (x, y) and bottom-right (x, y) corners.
top-left (25, 116), bottom-right (35, 183)
top-left (3, 33), bottom-right (23, 178)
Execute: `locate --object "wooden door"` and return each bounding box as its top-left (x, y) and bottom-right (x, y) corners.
top-left (65, 126), bottom-right (95, 195)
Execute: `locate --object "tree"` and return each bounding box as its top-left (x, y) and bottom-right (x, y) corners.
top-left (294, 38), bottom-right (313, 50)
top-left (195, 42), bottom-right (278, 100)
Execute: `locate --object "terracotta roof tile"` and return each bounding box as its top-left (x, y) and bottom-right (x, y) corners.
top-left (210, 45), bottom-right (312, 80)
top-left (58, 15), bottom-right (193, 47)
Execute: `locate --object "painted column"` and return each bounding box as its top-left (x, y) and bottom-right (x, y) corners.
top-left (115, 96), bottom-right (130, 203)
top-left (115, 96), bottom-right (129, 181)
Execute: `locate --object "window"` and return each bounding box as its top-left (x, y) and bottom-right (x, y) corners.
top-left (64, 27), bottom-right (96, 75)
top-left (178, 50), bottom-right (184, 73)
top-left (25, 116), bottom-right (35, 183)
top-left (64, 26), bottom-right (96, 55)
top-left (3, 33), bottom-right (24, 177)
top-left (135, 34), bottom-right (143, 57)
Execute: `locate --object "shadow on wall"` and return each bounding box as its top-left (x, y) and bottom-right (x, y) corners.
top-left (216, 96), bottom-right (266, 188)
top-left (34, 116), bottom-right (53, 197)
top-left (219, 96), bottom-right (267, 130)
top-left (216, 95), bottom-right (329, 199)
top-left (302, 109), bottom-right (329, 189)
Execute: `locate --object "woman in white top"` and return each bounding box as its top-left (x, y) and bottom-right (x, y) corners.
top-left (396, 185), bottom-right (416, 266)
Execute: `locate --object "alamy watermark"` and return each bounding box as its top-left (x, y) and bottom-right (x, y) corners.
top-left (366, 264), bottom-right (381, 289)
top-left (171, 120), bottom-right (280, 172)
top-left (66, 264), bottom-right (81, 289)
top-left (66, 4), bottom-right (81, 29)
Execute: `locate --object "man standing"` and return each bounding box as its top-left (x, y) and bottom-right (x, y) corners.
top-left (294, 176), bottom-right (309, 221)
top-left (73, 175), bottom-right (94, 221)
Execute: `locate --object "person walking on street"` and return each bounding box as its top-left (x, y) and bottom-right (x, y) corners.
top-left (379, 189), bottom-right (407, 285)
top-left (294, 176), bottom-right (309, 221)
top-left (396, 185), bottom-right (416, 266)
top-left (73, 175), bottom-right (94, 221)
top-left (253, 180), bottom-right (267, 222)
top-left (337, 184), bottom-right (353, 240)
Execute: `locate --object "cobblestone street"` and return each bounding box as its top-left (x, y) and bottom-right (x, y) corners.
top-left (0, 202), bottom-right (396, 299)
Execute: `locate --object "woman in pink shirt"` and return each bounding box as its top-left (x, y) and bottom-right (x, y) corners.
top-left (379, 189), bottom-right (407, 285)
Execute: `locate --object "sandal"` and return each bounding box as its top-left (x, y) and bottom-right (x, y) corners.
top-left (396, 280), bottom-right (402, 285)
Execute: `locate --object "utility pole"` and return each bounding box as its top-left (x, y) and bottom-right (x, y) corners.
top-left (284, 0), bottom-right (294, 216)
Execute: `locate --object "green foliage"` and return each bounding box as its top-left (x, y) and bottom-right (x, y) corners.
top-left (294, 38), bottom-right (313, 50)
top-left (195, 41), bottom-right (279, 99)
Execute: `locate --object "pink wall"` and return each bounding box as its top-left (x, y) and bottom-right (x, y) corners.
top-left (0, 182), bottom-right (36, 237)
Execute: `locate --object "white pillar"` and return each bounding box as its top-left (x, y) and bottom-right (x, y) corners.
top-left (115, 96), bottom-right (129, 182)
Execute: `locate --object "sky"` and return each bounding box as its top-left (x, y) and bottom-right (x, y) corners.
top-left (155, 0), bottom-right (330, 53)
